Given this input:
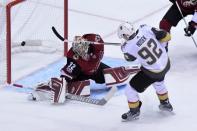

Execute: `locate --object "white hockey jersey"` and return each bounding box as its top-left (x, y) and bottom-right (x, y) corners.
top-left (121, 25), bottom-right (169, 73)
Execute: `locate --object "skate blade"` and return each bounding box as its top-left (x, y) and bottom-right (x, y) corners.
top-left (121, 116), bottom-right (139, 122)
top-left (159, 109), bottom-right (176, 116)
top-left (159, 106), bottom-right (173, 111)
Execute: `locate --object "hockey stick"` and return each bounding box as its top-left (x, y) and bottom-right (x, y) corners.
top-left (52, 26), bottom-right (121, 46)
top-left (13, 83), bottom-right (117, 106)
top-left (66, 86), bottom-right (117, 105)
top-left (175, 1), bottom-right (197, 48)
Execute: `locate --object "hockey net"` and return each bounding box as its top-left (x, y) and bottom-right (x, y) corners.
top-left (0, 0), bottom-right (67, 85)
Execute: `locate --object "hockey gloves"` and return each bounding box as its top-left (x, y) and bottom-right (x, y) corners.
top-left (184, 21), bottom-right (196, 37)
top-left (123, 53), bottom-right (136, 61)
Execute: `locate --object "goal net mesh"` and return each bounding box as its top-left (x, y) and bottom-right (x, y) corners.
top-left (0, 0), bottom-right (65, 85)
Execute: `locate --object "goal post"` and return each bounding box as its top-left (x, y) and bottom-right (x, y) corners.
top-left (64, 0), bottom-right (68, 56)
top-left (6, 0), bottom-right (26, 84)
top-left (0, 0), bottom-right (68, 85)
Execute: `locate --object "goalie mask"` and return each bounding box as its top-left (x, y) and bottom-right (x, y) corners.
top-left (72, 36), bottom-right (90, 60)
top-left (117, 22), bottom-right (135, 41)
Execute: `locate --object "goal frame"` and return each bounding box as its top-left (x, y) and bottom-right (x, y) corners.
top-left (4, 0), bottom-right (68, 84)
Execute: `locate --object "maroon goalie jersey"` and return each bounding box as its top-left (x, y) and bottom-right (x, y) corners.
top-left (61, 34), bottom-right (104, 81)
top-left (177, 0), bottom-right (197, 13)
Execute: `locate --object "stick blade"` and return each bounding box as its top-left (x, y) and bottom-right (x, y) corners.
top-left (51, 26), bottom-right (65, 41)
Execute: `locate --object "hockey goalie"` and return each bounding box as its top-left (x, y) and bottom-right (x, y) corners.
top-left (28, 33), bottom-right (140, 104)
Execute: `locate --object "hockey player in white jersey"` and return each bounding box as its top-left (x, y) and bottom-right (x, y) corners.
top-left (117, 22), bottom-right (173, 121)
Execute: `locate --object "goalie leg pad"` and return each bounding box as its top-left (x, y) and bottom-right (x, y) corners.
top-left (67, 80), bottom-right (90, 96)
top-left (51, 77), bottom-right (67, 104)
top-left (104, 66), bottom-right (140, 87)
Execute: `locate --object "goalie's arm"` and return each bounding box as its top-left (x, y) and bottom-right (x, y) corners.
top-left (60, 58), bottom-right (81, 82)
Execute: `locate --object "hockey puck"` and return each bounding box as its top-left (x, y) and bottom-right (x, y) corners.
top-left (32, 97), bottom-right (37, 101)
top-left (13, 83), bottom-right (23, 88)
top-left (21, 41), bottom-right (26, 46)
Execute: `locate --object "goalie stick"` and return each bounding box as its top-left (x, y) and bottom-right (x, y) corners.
top-left (66, 86), bottom-right (117, 105)
top-left (52, 26), bottom-right (121, 46)
top-left (13, 83), bottom-right (117, 106)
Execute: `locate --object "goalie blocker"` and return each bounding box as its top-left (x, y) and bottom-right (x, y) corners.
top-left (28, 65), bottom-right (140, 104)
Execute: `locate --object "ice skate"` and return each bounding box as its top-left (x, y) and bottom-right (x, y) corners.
top-left (122, 101), bottom-right (142, 121)
top-left (159, 99), bottom-right (173, 112)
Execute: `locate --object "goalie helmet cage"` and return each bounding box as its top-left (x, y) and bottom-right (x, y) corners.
top-left (0, 0), bottom-right (68, 85)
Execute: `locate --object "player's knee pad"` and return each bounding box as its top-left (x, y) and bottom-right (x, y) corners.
top-left (125, 85), bottom-right (139, 102)
top-left (152, 81), bottom-right (168, 95)
top-left (159, 19), bottom-right (172, 32)
top-left (67, 80), bottom-right (90, 96)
